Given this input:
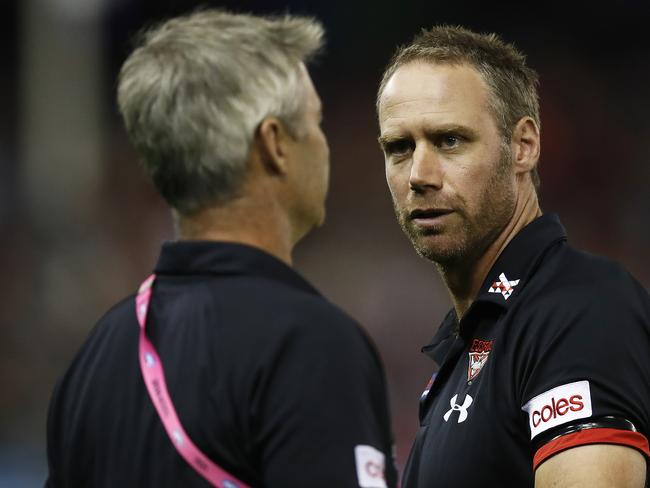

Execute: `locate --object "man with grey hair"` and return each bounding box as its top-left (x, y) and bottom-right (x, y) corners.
top-left (377, 26), bottom-right (649, 487)
top-left (46, 10), bottom-right (397, 488)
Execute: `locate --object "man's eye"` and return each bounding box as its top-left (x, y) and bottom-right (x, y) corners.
top-left (439, 135), bottom-right (461, 149)
top-left (385, 139), bottom-right (414, 156)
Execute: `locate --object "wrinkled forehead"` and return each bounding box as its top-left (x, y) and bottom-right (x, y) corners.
top-left (380, 62), bottom-right (489, 112)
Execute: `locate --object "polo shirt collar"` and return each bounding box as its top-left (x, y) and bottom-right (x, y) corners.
top-left (154, 240), bottom-right (320, 296)
top-left (472, 213), bottom-right (567, 310)
top-left (423, 213), bottom-right (567, 362)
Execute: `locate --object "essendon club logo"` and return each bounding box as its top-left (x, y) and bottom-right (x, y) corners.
top-left (522, 380), bottom-right (593, 439)
top-left (467, 339), bottom-right (493, 381)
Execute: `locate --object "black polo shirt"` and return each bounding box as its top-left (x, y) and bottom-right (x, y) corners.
top-left (46, 242), bottom-right (397, 488)
top-left (402, 214), bottom-right (650, 487)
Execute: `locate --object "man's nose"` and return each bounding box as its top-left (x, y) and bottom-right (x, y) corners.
top-left (409, 144), bottom-right (443, 192)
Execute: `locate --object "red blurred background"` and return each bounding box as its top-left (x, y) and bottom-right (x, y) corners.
top-left (1, 0), bottom-right (648, 484)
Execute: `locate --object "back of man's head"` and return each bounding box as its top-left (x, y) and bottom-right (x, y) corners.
top-left (117, 10), bottom-right (324, 215)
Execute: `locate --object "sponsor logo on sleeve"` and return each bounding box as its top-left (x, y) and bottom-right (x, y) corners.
top-left (522, 380), bottom-right (592, 439)
top-left (354, 445), bottom-right (387, 488)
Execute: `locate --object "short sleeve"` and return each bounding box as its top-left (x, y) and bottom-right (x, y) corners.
top-left (517, 273), bottom-right (650, 469)
top-left (249, 302), bottom-right (398, 488)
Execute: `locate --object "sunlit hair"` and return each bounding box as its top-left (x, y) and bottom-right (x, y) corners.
top-left (377, 25), bottom-right (541, 191)
top-left (117, 10), bottom-right (324, 214)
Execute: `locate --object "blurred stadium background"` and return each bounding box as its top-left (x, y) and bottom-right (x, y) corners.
top-left (2, 0), bottom-right (649, 484)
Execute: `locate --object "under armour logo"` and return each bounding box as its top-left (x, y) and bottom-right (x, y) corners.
top-left (488, 272), bottom-right (520, 300)
top-left (443, 394), bottom-right (473, 423)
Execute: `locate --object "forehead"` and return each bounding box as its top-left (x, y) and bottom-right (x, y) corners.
top-left (378, 62), bottom-right (492, 133)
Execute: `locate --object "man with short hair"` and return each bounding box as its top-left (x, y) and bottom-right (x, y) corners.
top-left (46, 10), bottom-right (397, 488)
top-left (377, 26), bottom-right (649, 487)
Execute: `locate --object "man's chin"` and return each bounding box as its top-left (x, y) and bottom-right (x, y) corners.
top-left (415, 246), bottom-right (455, 264)
top-left (300, 208), bottom-right (326, 235)
top-left (410, 234), bottom-right (464, 265)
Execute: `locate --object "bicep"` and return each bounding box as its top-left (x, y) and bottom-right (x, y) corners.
top-left (535, 444), bottom-right (647, 488)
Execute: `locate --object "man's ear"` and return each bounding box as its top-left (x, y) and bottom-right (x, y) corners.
top-left (511, 116), bottom-right (540, 175)
top-left (255, 116), bottom-right (291, 176)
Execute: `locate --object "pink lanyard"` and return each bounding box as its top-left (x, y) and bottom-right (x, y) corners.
top-left (136, 274), bottom-right (251, 488)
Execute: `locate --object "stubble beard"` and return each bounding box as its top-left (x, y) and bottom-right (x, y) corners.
top-left (395, 146), bottom-right (517, 271)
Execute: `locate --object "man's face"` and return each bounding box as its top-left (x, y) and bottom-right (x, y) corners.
top-left (287, 65), bottom-right (330, 239)
top-left (378, 62), bottom-right (516, 266)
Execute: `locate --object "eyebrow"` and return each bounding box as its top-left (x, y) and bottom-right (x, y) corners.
top-left (377, 134), bottom-right (404, 147)
top-left (428, 124), bottom-right (476, 136)
top-left (378, 124), bottom-right (477, 147)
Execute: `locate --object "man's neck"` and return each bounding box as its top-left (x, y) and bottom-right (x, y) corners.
top-left (174, 196), bottom-right (296, 266)
top-left (442, 187), bottom-right (541, 320)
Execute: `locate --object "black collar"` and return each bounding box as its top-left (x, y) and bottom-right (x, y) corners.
top-left (472, 213), bottom-right (567, 310)
top-left (423, 213), bottom-right (567, 362)
top-left (154, 241), bottom-right (320, 296)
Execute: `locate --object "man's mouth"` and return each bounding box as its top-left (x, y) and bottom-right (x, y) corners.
top-left (409, 208), bottom-right (454, 221)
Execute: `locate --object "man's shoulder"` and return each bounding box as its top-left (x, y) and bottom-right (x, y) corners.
top-left (69, 293), bottom-right (138, 364)
top-left (516, 244), bottom-right (649, 336)
top-left (262, 283), bottom-right (368, 346)
top-left (232, 275), bottom-right (379, 359)
top-left (96, 293), bottom-right (139, 327)
top-left (159, 273), bottom-right (370, 353)
top-left (219, 272), bottom-right (361, 328)
top-left (531, 243), bottom-right (647, 306)
top-left (73, 293), bottom-right (140, 356)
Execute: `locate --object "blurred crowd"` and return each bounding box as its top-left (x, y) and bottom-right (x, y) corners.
top-left (2, 0), bottom-right (649, 484)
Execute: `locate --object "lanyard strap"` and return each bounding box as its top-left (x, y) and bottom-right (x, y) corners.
top-left (136, 274), bottom-right (250, 488)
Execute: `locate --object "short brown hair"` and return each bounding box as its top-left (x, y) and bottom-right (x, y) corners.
top-left (377, 25), bottom-right (541, 191)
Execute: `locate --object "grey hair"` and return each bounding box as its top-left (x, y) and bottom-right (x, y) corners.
top-left (117, 9), bottom-right (324, 215)
top-left (377, 25), bottom-right (541, 192)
